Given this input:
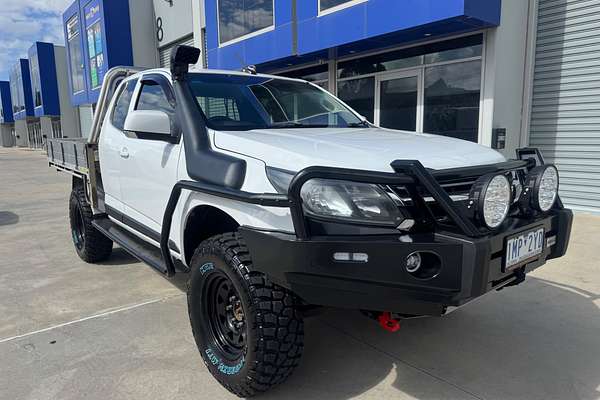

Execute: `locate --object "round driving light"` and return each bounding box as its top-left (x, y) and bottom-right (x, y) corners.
top-left (534, 165), bottom-right (559, 212)
top-left (470, 174), bottom-right (512, 229)
top-left (405, 252), bottom-right (422, 273)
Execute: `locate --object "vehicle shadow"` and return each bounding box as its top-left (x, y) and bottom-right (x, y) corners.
top-left (260, 277), bottom-right (600, 400)
top-left (96, 247), bottom-right (140, 267)
top-left (0, 211), bottom-right (19, 226)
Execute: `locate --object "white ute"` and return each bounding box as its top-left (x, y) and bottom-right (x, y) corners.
top-left (48, 46), bottom-right (572, 397)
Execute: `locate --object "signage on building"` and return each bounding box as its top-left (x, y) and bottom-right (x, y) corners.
top-left (84, 0), bottom-right (106, 89)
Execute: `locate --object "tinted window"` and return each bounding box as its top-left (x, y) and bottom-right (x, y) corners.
top-left (111, 80), bottom-right (137, 130)
top-left (218, 0), bottom-right (273, 44)
top-left (66, 15), bottom-right (86, 93)
top-left (337, 34), bottom-right (483, 78)
top-left (136, 81), bottom-right (176, 116)
top-left (337, 77), bottom-right (375, 123)
top-left (188, 74), bottom-right (363, 131)
top-left (320, 0), bottom-right (359, 12)
top-left (424, 60), bottom-right (481, 142)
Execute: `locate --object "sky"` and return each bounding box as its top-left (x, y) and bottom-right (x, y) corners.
top-left (0, 0), bottom-right (72, 81)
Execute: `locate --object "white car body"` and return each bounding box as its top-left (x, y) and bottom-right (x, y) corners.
top-left (98, 68), bottom-right (506, 266)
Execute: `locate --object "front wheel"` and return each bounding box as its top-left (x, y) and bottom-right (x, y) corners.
top-left (69, 185), bottom-right (113, 263)
top-left (188, 233), bottom-right (304, 397)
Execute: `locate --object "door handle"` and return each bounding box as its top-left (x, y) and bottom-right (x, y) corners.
top-left (119, 147), bottom-right (129, 159)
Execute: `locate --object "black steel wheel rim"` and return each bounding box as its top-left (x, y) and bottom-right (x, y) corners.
top-left (203, 270), bottom-right (246, 359)
top-left (72, 204), bottom-right (85, 250)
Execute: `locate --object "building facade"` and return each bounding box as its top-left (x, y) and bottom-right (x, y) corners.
top-left (199, 0), bottom-right (599, 213)
top-left (27, 42), bottom-right (79, 148)
top-left (9, 59), bottom-right (35, 147)
top-left (0, 81), bottom-right (15, 147)
top-left (62, 0), bottom-right (157, 137)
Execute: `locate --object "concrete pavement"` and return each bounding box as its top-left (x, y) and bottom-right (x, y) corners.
top-left (1, 147), bottom-right (599, 400)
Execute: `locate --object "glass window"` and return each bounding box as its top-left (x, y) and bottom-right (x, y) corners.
top-left (111, 79), bottom-right (137, 130)
top-left (337, 77), bottom-right (375, 123)
top-left (424, 45), bottom-right (482, 65)
top-left (135, 80), bottom-right (178, 133)
top-left (30, 52), bottom-right (42, 108)
top-left (10, 65), bottom-right (25, 114)
top-left (188, 74), bottom-right (365, 131)
top-left (136, 81), bottom-right (175, 115)
top-left (320, 0), bottom-right (360, 12)
top-left (424, 60), bottom-right (481, 142)
top-left (279, 64), bottom-right (329, 92)
top-left (379, 76), bottom-right (418, 131)
top-left (337, 34), bottom-right (483, 78)
top-left (66, 15), bottom-right (86, 94)
top-left (218, 0), bottom-right (274, 44)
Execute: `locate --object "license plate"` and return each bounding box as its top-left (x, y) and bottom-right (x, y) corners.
top-left (505, 227), bottom-right (545, 270)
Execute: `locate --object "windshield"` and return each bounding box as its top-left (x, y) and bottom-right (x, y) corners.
top-left (187, 73), bottom-right (366, 131)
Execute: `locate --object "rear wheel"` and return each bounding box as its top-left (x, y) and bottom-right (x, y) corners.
top-left (188, 233), bottom-right (304, 397)
top-left (69, 185), bottom-right (113, 263)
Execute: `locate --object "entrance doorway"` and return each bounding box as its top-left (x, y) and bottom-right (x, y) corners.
top-left (27, 121), bottom-right (43, 149)
top-left (375, 70), bottom-right (423, 132)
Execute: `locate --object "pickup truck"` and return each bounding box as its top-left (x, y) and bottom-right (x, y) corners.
top-left (48, 46), bottom-right (573, 397)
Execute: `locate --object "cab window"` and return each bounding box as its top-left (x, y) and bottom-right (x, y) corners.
top-left (135, 78), bottom-right (178, 133)
top-left (111, 79), bottom-right (137, 130)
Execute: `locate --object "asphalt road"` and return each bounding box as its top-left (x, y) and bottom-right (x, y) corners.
top-left (1, 147), bottom-right (599, 400)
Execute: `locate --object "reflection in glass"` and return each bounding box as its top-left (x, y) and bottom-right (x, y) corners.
top-left (424, 60), bottom-right (481, 142)
top-left (136, 81), bottom-right (178, 132)
top-left (111, 80), bottom-right (137, 131)
top-left (425, 45), bottom-right (482, 64)
top-left (379, 76), bottom-right (418, 131)
top-left (67, 15), bottom-right (86, 94)
top-left (337, 34), bottom-right (483, 79)
top-left (337, 77), bottom-right (375, 123)
top-left (218, 0), bottom-right (273, 44)
top-left (30, 53), bottom-right (42, 108)
top-left (320, 0), bottom-right (358, 11)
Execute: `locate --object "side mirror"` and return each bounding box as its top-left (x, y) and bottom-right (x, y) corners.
top-left (124, 110), bottom-right (175, 138)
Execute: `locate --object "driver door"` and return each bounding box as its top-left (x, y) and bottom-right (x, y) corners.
top-left (118, 73), bottom-right (182, 235)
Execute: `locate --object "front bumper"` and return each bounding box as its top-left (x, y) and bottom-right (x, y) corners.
top-left (240, 209), bottom-right (573, 316)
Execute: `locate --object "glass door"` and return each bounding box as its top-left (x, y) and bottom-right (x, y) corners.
top-left (375, 70), bottom-right (423, 132)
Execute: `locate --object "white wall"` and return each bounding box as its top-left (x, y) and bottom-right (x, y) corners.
top-left (14, 120), bottom-right (28, 147)
top-left (153, 0), bottom-right (194, 47)
top-left (0, 124), bottom-right (15, 147)
top-left (129, 0), bottom-right (159, 68)
top-left (481, 0), bottom-right (535, 157)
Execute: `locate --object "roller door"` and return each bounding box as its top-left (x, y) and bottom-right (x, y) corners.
top-left (159, 35), bottom-right (194, 69)
top-left (530, 0), bottom-right (600, 212)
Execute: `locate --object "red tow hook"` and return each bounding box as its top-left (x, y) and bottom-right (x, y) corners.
top-left (378, 312), bottom-right (401, 332)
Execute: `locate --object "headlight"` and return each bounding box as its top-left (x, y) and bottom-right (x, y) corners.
top-left (470, 174), bottom-right (512, 229)
top-left (528, 165), bottom-right (559, 212)
top-left (300, 178), bottom-right (404, 226)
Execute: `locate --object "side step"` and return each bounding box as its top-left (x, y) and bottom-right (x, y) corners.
top-left (93, 217), bottom-right (171, 275)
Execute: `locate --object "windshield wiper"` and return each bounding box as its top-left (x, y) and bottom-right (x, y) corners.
top-left (268, 122), bottom-right (330, 129)
top-left (346, 121), bottom-right (370, 128)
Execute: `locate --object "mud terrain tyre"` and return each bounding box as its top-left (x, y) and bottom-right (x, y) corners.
top-left (69, 186), bottom-right (113, 263)
top-left (188, 232), bottom-right (304, 397)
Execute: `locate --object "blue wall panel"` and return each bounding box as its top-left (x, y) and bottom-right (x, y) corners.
top-left (297, 0), bottom-right (500, 55)
top-left (29, 42), bottom-right (61, 117)
top-left (0, 81), bottom-right (14, 124)
top-left (205, 0), bottom-right (295, 69)
top-left (204, 0), bottom-right (501, 71)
